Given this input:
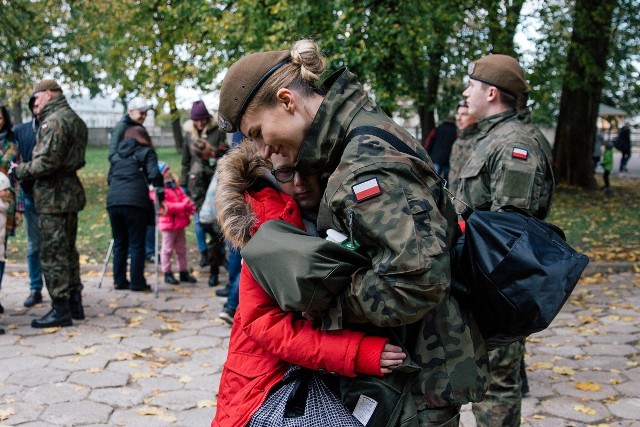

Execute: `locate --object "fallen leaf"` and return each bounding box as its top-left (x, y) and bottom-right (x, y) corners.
top-left (66, 357), bottom-right (81, 363)
top-left (76, 347), bottom-right (96, 356)
top-left (129, 308), bottom-right (149, 314)
top-left (574, 404), bottom-right (596, 415)
top-left (0, 407), bottom-right (16, 420)
top-left (43, 327), bottom-right (62, 334)
top-left (532, 415), bottom-right (546, 420)
top-left (553, 366), bottom-right (576, 375)
top-left (109, 333), bottom-right (129, 339)
top-left (197, 400), bottom-right (217, 408)
top-left (575, 381), bottom-right (601, 391)
top-left (179, 375), bottom-right (192, 384)
top-left (86, 368), bottom-right (103, 373)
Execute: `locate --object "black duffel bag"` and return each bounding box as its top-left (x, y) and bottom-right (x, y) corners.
top-left (451, 206), bottom-right (589, 350)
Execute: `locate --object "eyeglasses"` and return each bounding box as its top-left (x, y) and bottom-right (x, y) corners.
top-left (271, 166), bottom-right (312, 183)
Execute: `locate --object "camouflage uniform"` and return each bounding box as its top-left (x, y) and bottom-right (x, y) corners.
top-left (296, 68), bottom-right (489, 426)
top-left (456, 110), bottom-right (553, 427)
top-left (187, 158), bottom-right (225, 270)
top-left (16, 95), bottom-right (87, 301)
top-left (447, 124), bottom-right (479, 197)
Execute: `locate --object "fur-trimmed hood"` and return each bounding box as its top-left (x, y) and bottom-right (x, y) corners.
top-left (214, 140), bottom-right (274, 248)
top-left (182, 117), bottom-right (220, 141)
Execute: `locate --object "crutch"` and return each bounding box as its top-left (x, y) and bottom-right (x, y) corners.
top-left (97, 239), bottom-right (114, 288)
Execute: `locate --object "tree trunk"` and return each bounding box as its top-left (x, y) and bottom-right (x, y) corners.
top-left (418, 41), bottom-right (445, 143)
top-left (553, 0), bottom-right (615, 187)
top-left (11, 101), bottom-right (23, 126)
top-left (167, 90), bottom-right (184, 152)
top-left (486, 0), bottom-right (525, 55)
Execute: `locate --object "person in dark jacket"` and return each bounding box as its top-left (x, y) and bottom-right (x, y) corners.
top-left (107, 126), bottom-right (165, 292)
top-left (108, 97), bottom-right (152, 160)
top-left (13, 95), bottom-right (44, 308)
top-left (616, 122), bottom-right (632, 172)
top-left (427, 115), bottom-right (457, 182)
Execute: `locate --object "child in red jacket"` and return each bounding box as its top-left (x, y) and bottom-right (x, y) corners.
top-left (155, 162), bottom-right (197, 285)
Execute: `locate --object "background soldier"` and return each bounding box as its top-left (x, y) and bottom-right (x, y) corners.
top-left (448, 100), bottom-right (479, 196)
top-left (16, 79), bottom-right (88, 328)
top-left (457, 54), bottom-right (554, 426)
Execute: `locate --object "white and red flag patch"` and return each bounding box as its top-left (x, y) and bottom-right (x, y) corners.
top-left (512, 147), bottom-right (528, 160)
top-left (353, 178), bottom-right (382, 202)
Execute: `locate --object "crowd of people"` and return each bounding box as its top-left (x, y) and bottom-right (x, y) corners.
top-left (0, 37), bottom-right (633, 426)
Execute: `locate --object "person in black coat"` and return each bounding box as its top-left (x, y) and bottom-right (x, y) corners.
top-left (616, 122), bottom-right (632, 172)
top-left (107, 126), bottom-right (164, 291)
top-left (427, 115), bottom-right (457, 182)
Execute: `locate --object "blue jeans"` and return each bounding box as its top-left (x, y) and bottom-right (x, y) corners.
top-left (224, 243), bottom-right (242, 311)
top-left (194, 212), bottom-right (207, 253)
top-left (23, 194), bottom-right (43, 292)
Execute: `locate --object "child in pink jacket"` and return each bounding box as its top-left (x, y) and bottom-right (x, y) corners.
top-left (155, 162), bottom-right (197, 285)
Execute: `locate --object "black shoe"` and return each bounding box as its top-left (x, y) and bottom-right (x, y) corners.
top-left (198, 250), bottom-right (208, 267)
top-left (208, 275), bottom-right (219, 287)
top-left (164, 272), bottom-right (179, 285)
top-left (215, 286), bottom-right (230, 297)
top-left (69, 291), bottom-right (85, 320)
top-left (218, 307), bottom-right (235, 325)
top-left (114, 281), bottom-right (130, 290)
top-left (0, 327), bottom-right (4, 335)
top-left (0, 301), bottom-right (3, 314)
top-left (31, 299), bottom-right (73, 328)
top-left (179, 271), bottom-right (197, 283)
top-left (24, 291), bottom-right (43, 308)
top-left (131, 284), bottom-right (152, 292)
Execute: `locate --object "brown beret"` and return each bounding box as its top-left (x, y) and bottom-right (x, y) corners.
top-left (32, 79), bottom-right (62, 94)
top-left (468, 54), bottom-right (530, 99)
top-left (218, 50), bottom-right (291, 133)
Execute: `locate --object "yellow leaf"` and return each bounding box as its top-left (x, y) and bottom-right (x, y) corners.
top-left (131, 371), bottom-right (158, 380)
top-left (43, 326), bottom-right (62, 334)
top-left (86, 368), bottom-right (102, 373)
top-left (76, 347), bottom-right (96, 356)
top-left (573, 404), bottom-right (596, 415)
top-left (575, 381), bottom-right (601, 391)
top-left (138, 406), bottom-right (165, 416)
top-left (553, 366), bottom-right (576, 375)
top-left (66, 357), bottom-right (81, 363)
top-left (626, 361), bottom-right (639, 367)
top-left (133, 351), bottom-right (151, 358)
top-left (530, 362), bottom-right (554, 370)
top-left (179, 375), bottom-right (192, 384)
top-left (108, 333), bottom-right (129, 339)
top-left (621, 316), bottom-right (635, 322)
top-left (128, 308), bottom-right (148, 314)
top-left (532, 415), bottom-right (546, 419)
top-left (197, 400), bottom-right (217, 408)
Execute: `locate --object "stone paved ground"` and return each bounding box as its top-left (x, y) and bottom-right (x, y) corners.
top-left (1, 265), bottom-right (639, 426)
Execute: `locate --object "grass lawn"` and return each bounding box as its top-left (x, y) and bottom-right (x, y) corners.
top-left (6, 148), bottom-right (640, 266)
top-left (8, 145), bottom-right (194, 266)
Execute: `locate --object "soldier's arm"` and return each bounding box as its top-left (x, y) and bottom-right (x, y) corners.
top-left (326, 161), bottom-right (450, 328)
top-left (488, 142), bottom-right (545, 214)
top-left (16, 124), bottom-right (63, 180)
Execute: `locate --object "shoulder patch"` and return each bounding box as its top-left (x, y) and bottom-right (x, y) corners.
top-left (352, 177), bottom-right (382, 202)
top-left (512, 147), bottom-right (528, 160)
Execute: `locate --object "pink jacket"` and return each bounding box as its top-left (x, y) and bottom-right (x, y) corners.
top-left (151, 185), bottom-right (195, 231)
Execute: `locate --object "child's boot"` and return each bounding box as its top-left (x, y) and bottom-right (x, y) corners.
top-left (164, 272), bottom-right (179, 285)
top-left (179, 271), bottom-right (197, 283)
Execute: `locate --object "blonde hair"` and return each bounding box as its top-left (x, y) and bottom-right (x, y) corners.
top-left (246, 39), bottom-right (327, 115)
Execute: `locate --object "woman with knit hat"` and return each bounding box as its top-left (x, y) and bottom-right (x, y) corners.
top-left (180, 100), bottom-right (228, 269)
top-left (215, 39), bottom-right (488, 425)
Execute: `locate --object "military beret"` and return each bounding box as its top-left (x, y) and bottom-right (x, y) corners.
top-left (468, 54), bottom-right (530, 99)
top-left (32, 79), bottom-right (62, 94)
top-left (218, 50), bottom-right (291, 133)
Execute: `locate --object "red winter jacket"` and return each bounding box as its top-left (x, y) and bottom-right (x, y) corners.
top-left (151, 184), bottom-right (195, 231)
top-left (211, 184), bottom-right (387, 427)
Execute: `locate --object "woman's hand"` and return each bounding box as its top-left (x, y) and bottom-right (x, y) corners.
top-left (380, 343), bottom-right (406, 374)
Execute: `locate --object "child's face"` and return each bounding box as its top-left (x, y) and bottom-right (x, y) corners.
top-left (0, 188), bottom-right (11, 202)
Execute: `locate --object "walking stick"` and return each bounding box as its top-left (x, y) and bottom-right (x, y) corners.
top-left (153, 191), bottom-right (160, 298)
top-left (97, 239), bottom-right (114, 288)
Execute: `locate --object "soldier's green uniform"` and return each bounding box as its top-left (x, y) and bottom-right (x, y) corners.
top-left (295, 68), bottom-right (489, 426)
top-left (16, 94), bottom-right (87, 304)
top-left (457, 110), bottom-right (553, 427)
top-left (447, 124), bottom-right (479, 196)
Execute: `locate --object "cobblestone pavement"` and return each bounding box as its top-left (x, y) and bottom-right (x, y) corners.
top-left (1, 266), bottom-right (639, 426)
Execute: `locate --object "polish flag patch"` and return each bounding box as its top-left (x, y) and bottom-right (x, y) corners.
top-left (353, 178), bottom-right (382, 202)
top-left (512, 147), bottom-right (528, 160)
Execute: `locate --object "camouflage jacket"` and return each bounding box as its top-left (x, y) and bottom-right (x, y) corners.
top-left (447, 124), bottom-right (479, 197)
top-left (187, 157), bottom-right (215, 211)
top-left (16, 95), bottom-right (87, 214)
top-left (296, 68), bottom-right (489, 408)
top-left (456, 110), bottom-right (553, 219)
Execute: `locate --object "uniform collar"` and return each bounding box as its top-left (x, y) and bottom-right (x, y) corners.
top-left (477, 109), bottom-right (517, 136)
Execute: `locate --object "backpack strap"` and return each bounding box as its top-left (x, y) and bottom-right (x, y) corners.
top-left (344, 126), bottom-right (424, 160)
